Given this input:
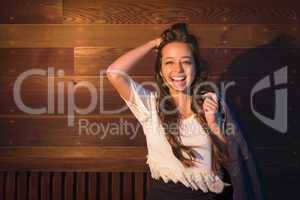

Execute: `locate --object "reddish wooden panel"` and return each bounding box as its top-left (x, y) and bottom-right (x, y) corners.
top-left (0, 147), bottom-right (148, 172)
top-left (76, 172), bottom-right (86, 200)
top-left (100, 173), bottom-right (109, 200)
top-left (52, 172), bottom-right (62, 200)
top-left (111, 172), bottom-right (121, 200)
top-left (28, 172), bottom-right (39, 200)
top-left (17, 172), bottom-right (28, 200)
top-left (40, 172), bottom-right (50, 200)
top-left (74, 47), bottom-right (246, 76)
top-left (0, 0), bottom-right (16, 23)
top-left (75, 47), bottom-right (156, 76)
top-left (0, 172), bottom-right (4, 199)
top-left (0, 117), bottom-right (76, 146)
top-left (64, 172), bottom-right (74, 200)
top-left (63, 0), bottom-right (298, 24)
top-left (123, 172), bottom-right (133, 200)
top-left (134, 172), bottom-right (144, 200)
top-left (0, 0), bottom-right (62, 23)
top-left (0, 48), bottom-right (74, 77)
top-left (0, 76), bottom-right (154, 115)
top-left (0, 24), bottom-right (290, 48)
top-left (88, 172), bottom-right (97, 200)
top-left (146, 172), bottom-right (152, 195)
top-left (5, 171), bottom-right (16, 200)
top-left (0, 117), bottom-right (145, 146)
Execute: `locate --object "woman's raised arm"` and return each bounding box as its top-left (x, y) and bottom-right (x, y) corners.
top-left (106, 38), bottom-right (162, 102)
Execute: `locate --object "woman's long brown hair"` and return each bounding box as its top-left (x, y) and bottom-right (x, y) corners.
top-left (154, 23), bottom-right (230, 174)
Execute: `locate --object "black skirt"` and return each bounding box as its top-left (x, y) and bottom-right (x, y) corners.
top-left (146, 178), bottom-right (221, 200)
top-left (146, 168), bottom-right (233, 200)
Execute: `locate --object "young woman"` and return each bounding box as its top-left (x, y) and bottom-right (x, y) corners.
top-left (107, 23), bottom-right (264, 200)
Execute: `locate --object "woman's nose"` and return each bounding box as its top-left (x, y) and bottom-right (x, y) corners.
top-left (173, 62), bottom-right (184, 72)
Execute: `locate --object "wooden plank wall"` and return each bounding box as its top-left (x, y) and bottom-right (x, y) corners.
top-left (0, 171), bottom-right (152, 200)
top-left (0, 0), bottom-right (299, 199)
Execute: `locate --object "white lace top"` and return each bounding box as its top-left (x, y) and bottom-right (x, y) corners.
top-left (119, 76), bottom-right (231, 193)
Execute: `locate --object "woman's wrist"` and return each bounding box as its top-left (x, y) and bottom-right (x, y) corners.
top-left (208, 123), bottom-right (227, 143)
top-left (149, 38), bottom-right (162, 50)
top-left (208, 122), bottom-right (220, 132)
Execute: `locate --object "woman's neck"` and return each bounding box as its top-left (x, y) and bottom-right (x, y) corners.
top-left (170, 90), bottom-right (193, 116)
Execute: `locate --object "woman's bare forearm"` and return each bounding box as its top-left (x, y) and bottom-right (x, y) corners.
top-left (107, 39), bottom-right (161, 76)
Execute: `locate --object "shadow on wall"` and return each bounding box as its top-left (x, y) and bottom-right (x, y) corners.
top-left (220, 34), bottom-right (299, 199)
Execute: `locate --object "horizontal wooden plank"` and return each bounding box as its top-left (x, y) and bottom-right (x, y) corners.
top-left (0, 146), bottom-right (298, 172)
top-left (0, 75), bottom-right (151, 92)
top-left (0, 0), bottom-right (62, 24)
top-left (62, 0), bottom-right (299, 8)
top-left (0, 117), bottom-right (146, 146)
top-left (0, 158), bottom-right (148, 172)
top-left (0, 76), bottom-right (155, 115)
top-left (63, 0), bottom-right (298, 24)
top-left (0, 147), bottom-right (148, 171)
top-left (0, 146), bottom-right (147, 158)
top-left (0, 24), bottom-right (298, 48)
top-left (74, 47), bottom-right (248, 76)
top-left (74, 47), bottom-right (156, 76)
top-left (0, 48), bottom-right (74, 77)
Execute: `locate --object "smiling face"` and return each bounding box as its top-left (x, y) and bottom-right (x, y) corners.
top-left (159, 41), bottom-right (196, 94)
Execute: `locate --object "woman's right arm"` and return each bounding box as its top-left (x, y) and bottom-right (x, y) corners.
top-left (106, 38), bottom-right (162, 102)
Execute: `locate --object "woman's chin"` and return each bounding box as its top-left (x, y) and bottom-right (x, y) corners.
top-left (169, 84), bottom-right (188, 93)
top-left (164, 80), bottom-right (191, 93)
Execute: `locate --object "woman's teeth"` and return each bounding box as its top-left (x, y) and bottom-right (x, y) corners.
top-left (171, 77), bottom-right (186, 87)
top-left (172, 77), bottom-right (186, 81)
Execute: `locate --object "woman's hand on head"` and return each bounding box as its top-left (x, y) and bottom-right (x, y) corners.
top-left (150, 37), bottom-right (163, 49)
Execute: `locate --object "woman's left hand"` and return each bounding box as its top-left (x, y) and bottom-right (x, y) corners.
top-left (202, 92), bottom-right (219, 126)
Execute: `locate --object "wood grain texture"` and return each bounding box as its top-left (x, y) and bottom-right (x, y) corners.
top-left (5, 171), bottom-right (16, 200)
top-left (123, 172), bottom-right (133, 200)
top-left (0, 117), bottom-right (146, 146)
top-left (63, 0), bottom-right (299, 24)
top-left (74, 47), bottom-right (247, 76)
top-left (0, 75), bottom-right (155, 115)
top-left (0, 171), bottom-right (157, 200)
top-left (0, 0), bottom-right (298, 24)
top-left (87, 172), bottom-right (97, 200)
top-left (74, 47), bottom-right (156, 76)
top-left (64, 172), bottom-right (74, 200)
top-left (0, 48), bottom-right (74, 77)
top-left (134, 172), bottom-right (144, 200)
top-left (100, 172), bottom-right (109, 200)
top-left (76, 172), bottom-right (86, 200)
top-left (0, 0), bottom-right (62, 24)
top-left (52, 172), bottom-right (63, 200)
top-left (0, 147), bottom-right (148, 171)
top-left (40, 172), bottom-right (50, 200)
top-left (0, 24), bottom-right (298, 48)
top-left (0, 170), bottom-right (297, 200)
top-left (111, 172), bottom-right (121, 200)
top-left (28, 172), bottom-right (39, 200)
top-left (17, 172), bottom-right (28, 200)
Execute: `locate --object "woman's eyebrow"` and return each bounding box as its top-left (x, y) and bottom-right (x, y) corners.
top-left (181, 56), bottom-right (192, 59)
top-left (163, 57), bottom-right (174, 60)
top-left (163, 56), bottom-right (192, 60)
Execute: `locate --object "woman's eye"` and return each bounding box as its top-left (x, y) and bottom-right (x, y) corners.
top-left (183, 61), bottom-right (191, 64)
top-left (165, 61), bottom-right (173, 65)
